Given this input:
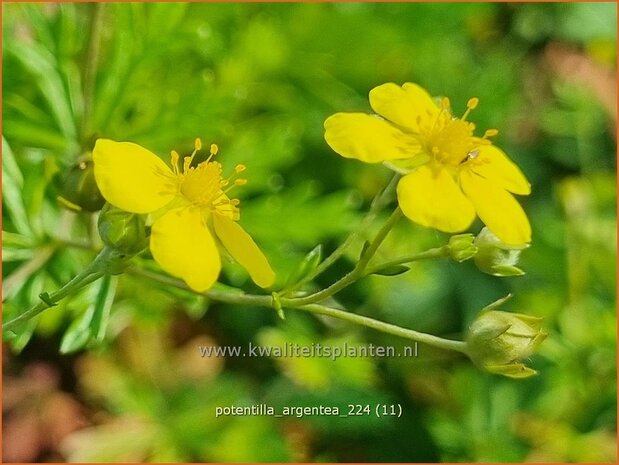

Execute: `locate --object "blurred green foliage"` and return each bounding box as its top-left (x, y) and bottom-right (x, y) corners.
top-left (2, 2), bottom-right (616, 462)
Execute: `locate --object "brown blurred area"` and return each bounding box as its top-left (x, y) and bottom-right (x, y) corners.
top-left (2, 345), bottom-right (89, 462)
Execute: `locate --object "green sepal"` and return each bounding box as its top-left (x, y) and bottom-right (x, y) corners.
top-left (371, 264), bottom-right (411, 276)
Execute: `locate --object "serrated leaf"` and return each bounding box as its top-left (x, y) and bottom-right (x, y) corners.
top-left (371, 264), bottom-right (411, 277)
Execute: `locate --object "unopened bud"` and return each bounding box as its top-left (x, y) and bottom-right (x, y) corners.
top-left (58, 158), bottom-right (105, 212)
top-left (448, 233), bottom-right (478, 262)
top-left (473, 227), bottom-right (529, 277)
top-left (466, 300), bottom-right (546, 379)
top-left (98, 204), bottom-right (148, 256)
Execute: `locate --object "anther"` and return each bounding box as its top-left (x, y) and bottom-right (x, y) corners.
top-left (234, 179), bottom-right (247, 186)
top-left (441, 97), bottom-right (450, 110)
top-left (483, 129), bottom-right (499, 138)
top-left (205, 143), bottom-right (219, 163)
top-left (235, 164), bottom-right (246, 173)
top-left (230, 199), bottom-right (240, 206)
top-left (467, 98), bottom-right (479, 110)
top-left (194, 138), bottom-right (202, 151)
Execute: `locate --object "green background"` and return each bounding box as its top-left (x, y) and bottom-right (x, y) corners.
top-left (2, 2), bottom-right (616, 462)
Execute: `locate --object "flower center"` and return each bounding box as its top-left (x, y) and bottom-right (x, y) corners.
top-left (423, 97), bottom-right (497, 167)
top-left (171, 139), bottom-right (246, 220)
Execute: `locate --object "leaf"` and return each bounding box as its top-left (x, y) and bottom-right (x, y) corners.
top-left (91, 275), bottom-right (118, 341)
top-left (2, 231), bottom-right (37, 262)
top-left (371, 264), bottom-right (411, 277)
top-left (284, 244), bottom-right (323, 288)
top-left (6, 40), bottom-right (76, 140)
top-left (2, 137), bottom-right (33, 236)
top-left (60, 275), bottom-right (117, 353)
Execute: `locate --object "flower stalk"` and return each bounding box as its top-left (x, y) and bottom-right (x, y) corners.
top-left (126, 266), bottom-right (469, 355)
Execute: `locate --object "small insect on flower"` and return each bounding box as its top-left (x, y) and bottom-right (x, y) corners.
top-left (92, 138), bottom-right (275, 292)
top-left (324, 82), bottom-right (531, 245)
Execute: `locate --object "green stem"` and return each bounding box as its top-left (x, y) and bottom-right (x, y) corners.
top-left (366, 246), bottom-right (450, 274)
top-left (295, 174), bottom-right (400, 287)
top-left (297, 303), bottom-right (468, 354)
top-left (3, 248), bottom-right (112, 333)
top-left (126, 266), bottom-right (467, 355)
top-left (289, 207), bottom-right (402, 306)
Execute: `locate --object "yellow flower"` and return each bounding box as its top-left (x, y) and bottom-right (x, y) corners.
top-left (93, 138), bottom-right (275, 292)
top-left (324, 82), bottom-right (531, 245)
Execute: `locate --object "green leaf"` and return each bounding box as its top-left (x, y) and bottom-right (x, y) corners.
top-left (60, 275), bottom-right (117, 353)
top-left (2, 137), bottom-right (33, 236)
top-left (490, 265), bottom-right (526, 277)
top-left (371, 264), bottom-right (411, 277)
top-left (284, 244), bottom-right (323, 288)
top-left (3, 120), bottom-right (69, 151)
top-left (91, 275), bottom-right (118, 341)
top-left (6, 41), bottom-right (76, 140)
top-left (2, 231), bottom-right (37, 262)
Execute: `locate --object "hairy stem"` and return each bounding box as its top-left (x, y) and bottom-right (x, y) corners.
top-left (127, 259), bottom-right (468, 356)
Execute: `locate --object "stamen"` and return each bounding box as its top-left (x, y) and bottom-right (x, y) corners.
top-left (205, 143), bottom-right (219, 163)
top-left (183, 156), bottom-right (192, 173)
top-left (235, 164), bottom-right (246, 173)
top-left (194, 138), bottom-right (202, 151)
top-left (234, 179), bottom-right (247, 186)
top-left (170, 150), bottom-right (180, 175)
top-left (483, 129), bottom-right (499, 138)
top-left (230, 199), bottom-right (240, 206)
top-left (441, 97), bottom-right (450, 110)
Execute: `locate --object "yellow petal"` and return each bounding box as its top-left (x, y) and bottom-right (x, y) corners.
top-left (324, 113), bottom-right (420, 163)
top-left (212, 214), bottom-right (275, 288)
top-left (150, 207), bottom-right (220, 292)
top-left (397, 165), bottom-right (475, 233)
top-left (93, 139), bottom-right (177, 214)
top-left (468, 145), bottom-right (531, 195)
top-left (460, 170), bottom-right (531, 245)
top-left (369, 82), bottom-right (439, 132)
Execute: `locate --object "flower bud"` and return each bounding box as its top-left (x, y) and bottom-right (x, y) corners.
top-left (448, 233), bottom-right (478, 262)
top-left (466, 308), bottom-right (547, 379)
top-left (473, 227), bottom-right (528, 277)
top-left (58, 158), bottom-right (105, 212)
top-left (97, 203), bottom-right (148, 256)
